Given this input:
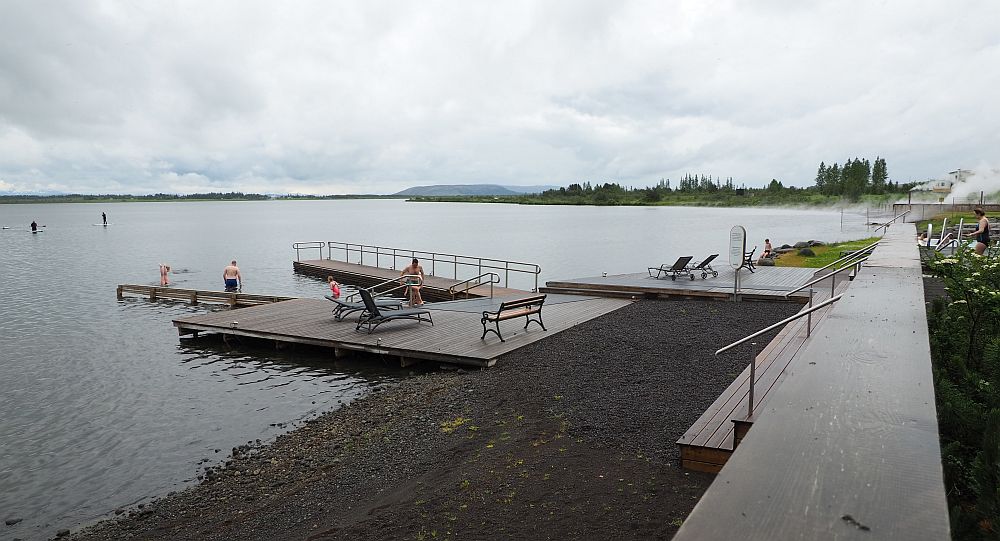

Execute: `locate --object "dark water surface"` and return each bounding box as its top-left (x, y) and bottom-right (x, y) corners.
top-left (0, 200), bottom-right (876, 539)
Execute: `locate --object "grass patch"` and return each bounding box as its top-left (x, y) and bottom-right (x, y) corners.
top-left (914, 210), bottom-right (982, 235)
top-left (775, 237), bottom-right (881, 268)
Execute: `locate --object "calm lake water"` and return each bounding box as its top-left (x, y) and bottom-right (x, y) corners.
top-left (0, 199), bottom-right (879, 539)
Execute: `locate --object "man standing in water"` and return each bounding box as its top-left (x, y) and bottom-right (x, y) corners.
top-left (223, 260), bottom-right (242, 292)
top-left (102, 212), bottom-right (107, 226)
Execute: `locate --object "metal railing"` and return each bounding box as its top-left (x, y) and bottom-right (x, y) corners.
top-left (293, 241), bottom-right (325, 261)
top-left (874, 209), bottom-right (911, 233)
top-left (344, 274), bottom-right (422, 303)
top-left (715, 294), bottom-right (844, 415)
top-left (324, 241), bottom-right (541, 292)
top-left (786, 255), bottom-right (869, 298)
top-left (447, 272), bottom-right (500, 299)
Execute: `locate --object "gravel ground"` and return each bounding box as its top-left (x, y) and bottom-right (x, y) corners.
top-left (70, 298), bottom-right (800, 541)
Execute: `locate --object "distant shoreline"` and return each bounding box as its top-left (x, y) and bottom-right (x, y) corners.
top-left (0, 194), bottom-right (407, 204)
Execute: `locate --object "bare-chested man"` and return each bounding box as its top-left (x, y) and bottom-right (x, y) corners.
top-left (223, 260), bottom-right (242, 291)
top-left (400, 258), bottom-right (425, 306)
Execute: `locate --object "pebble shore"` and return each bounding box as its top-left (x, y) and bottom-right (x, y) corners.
top-left (70, 298), bottom-right (800, 541)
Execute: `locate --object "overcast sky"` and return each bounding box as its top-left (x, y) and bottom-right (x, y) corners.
top-left (0, 1), bottom-right (997, 195)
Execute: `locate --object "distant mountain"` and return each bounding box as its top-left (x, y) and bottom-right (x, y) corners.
top-left (394, 184), bottom-right (558, 196)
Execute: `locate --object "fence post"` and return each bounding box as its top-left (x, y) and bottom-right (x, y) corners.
top-left (807, 288), bottom-right (814, 337)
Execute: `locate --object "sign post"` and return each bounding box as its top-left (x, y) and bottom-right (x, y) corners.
top-left (729, 226), bottom-right (746, 301)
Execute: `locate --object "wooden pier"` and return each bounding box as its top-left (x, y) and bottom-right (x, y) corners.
top-left (293, 259), bottom-right (529, 302)
top-left (172, 294), bottom-right (631, 368)
top-left (542, 266), bottom-right (825, 301)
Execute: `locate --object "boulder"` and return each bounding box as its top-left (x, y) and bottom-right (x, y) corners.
top-left (775, 247), bottom-right (795, 254)
top-left (780, 244), bottom-right (792, 249)
top-left (793, 241), bottom-right (810, 249)
top-left (809, 240), bottom-right (826, 246)
top-left (757, 257), bottom-right (776, 266)
top-left (798, 247), bottom-right (816, 257)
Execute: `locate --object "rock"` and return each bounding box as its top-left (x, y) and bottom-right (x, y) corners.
top-left (809, 240), bottom-right (825, 246)
top-left (775, 247), bottom-right (795, 254)
top-left (793, 241), bottom-right (809, 249)
top-left (757, 258), bottom-right (775, 266)
top-left (56, 529), bottom-right (71, 537)
top-left (798, 248), bottom-right (816, 257)
top-left (5, 517), bottom-right (22, 526)
top-left (780, 244), bottom-right (792, 249)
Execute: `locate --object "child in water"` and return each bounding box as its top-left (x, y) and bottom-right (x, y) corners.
top-left (159, 264), bottom-right (171, 286)
top-left (327, 276), bottom-right (341, 299)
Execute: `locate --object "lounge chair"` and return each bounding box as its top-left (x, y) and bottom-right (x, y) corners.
top-left (687, 254), bottom-right (719, 279)
top-left (325, 294), bottom-right (403, 321)
top-left (355, 289), bottom-right (433, 334)
top-left (648, 256), bottom-right (695, 280)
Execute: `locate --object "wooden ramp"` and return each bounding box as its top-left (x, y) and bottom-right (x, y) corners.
top-left (117, 284), bottom-right (294, 307)
top-left (676, 281), bottom-right (851, 472)
top-left (542, 266), bottom-right (819, 301)
top-left (173, 294), bottom-right (631, 368)
top-left (293, 259), bottom-right (529, 302)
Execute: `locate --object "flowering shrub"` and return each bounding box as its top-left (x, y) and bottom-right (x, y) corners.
top-left (925, 246), bottom-right (1000, 538)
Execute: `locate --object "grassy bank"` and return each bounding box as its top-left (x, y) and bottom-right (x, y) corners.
top-left (774, 237), bottom-right (881, 268)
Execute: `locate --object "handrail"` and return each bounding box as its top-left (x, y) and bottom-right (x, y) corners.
top-left (874, 209), bottom-right (910, 233)
top-left (715, 294), bottom-right (844, 416)
top-left (324, 241), bottom-right (541, 292)
top-left (716, 294), bottom-right (844, 356)
top-left (811, 240), bottom-right (879, 275)
top-left (448, 272), bottom-right (500, 299)
top-left (345, 274), bottom-right (422, 302)
top-left (292, 241), bottom-right (325, 261)
top-left (784, 256), bottom-right (869, 298)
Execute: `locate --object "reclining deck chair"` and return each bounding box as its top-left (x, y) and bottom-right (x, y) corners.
top-left (355, 289), bottom-right (433, 334)
top-left (648, 256), bottom-right (695, 280)
top-left (325, 294), bottom-right (403, 321)
top-left (686, 254), bottom-right (720, 279)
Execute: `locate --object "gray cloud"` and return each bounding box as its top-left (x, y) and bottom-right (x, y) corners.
top-left (1, 0), bottom-right (999, 194)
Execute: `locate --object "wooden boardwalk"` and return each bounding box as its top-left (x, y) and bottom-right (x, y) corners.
top-left (674, 226), bottom-right (950, 540)
top-left (677, 281), bottom-right (850, 472)
top-left (173, 294), bottom-right (631, 368)
top-left (293, 259), bottom-right (529, 302)
top-left (543, 265), bottom-right (822, 301)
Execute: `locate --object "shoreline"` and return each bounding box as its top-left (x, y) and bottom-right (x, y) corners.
top-left (71, 299), bottom-right (800, 541)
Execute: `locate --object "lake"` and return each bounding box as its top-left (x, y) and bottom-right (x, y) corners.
top-left (0, 199), bottom-right (879, 539)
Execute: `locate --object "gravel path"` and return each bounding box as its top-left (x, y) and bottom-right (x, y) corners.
top-left (70, 298), bottom-right (800, 541)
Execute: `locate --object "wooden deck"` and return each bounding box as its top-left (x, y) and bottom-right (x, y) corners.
top-left (542, 265), bottom-right (823, 301)
top-left (173, 294), bottom-right (631, 368)
top-left (677, 281), bottom-right (850, 472)
top-left (673, 226), bottom-right (950, 540)
top-left (293, 259), bottom-right (529, 302)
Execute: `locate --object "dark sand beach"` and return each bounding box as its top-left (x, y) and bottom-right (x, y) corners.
top-left (71, 299), bottom-right (799, 541)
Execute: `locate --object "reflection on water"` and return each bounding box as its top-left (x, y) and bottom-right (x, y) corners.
top-left (0, 200), bottom-right (881, 540)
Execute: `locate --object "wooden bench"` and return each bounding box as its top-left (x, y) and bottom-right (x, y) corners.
top-left (481, 294), bottom-right (547, 342)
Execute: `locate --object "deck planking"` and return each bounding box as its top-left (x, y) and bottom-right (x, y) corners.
top-left (542, 265), bottom-right (823, 301)
top-left (173, 293), bottom-right (631, 368)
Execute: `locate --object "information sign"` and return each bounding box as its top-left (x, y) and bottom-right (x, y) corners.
top-left (729, 226), bottom-right (746, 269)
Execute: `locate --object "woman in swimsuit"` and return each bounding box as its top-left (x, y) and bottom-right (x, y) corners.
top-left (327, 276), bottom-right (341, 299)
top-left (971, 208), bottom-right (990, 256)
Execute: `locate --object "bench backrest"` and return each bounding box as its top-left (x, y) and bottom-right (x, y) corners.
top-left (499, 294), bottom-right (546, 312)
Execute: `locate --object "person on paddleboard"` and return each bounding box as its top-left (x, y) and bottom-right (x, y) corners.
top-left (30, 220), bottom-right (37, 232)
top-left (102, 212), bottom-right (107, 226)
top-left (223, 260), bottom-right (242, 292)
